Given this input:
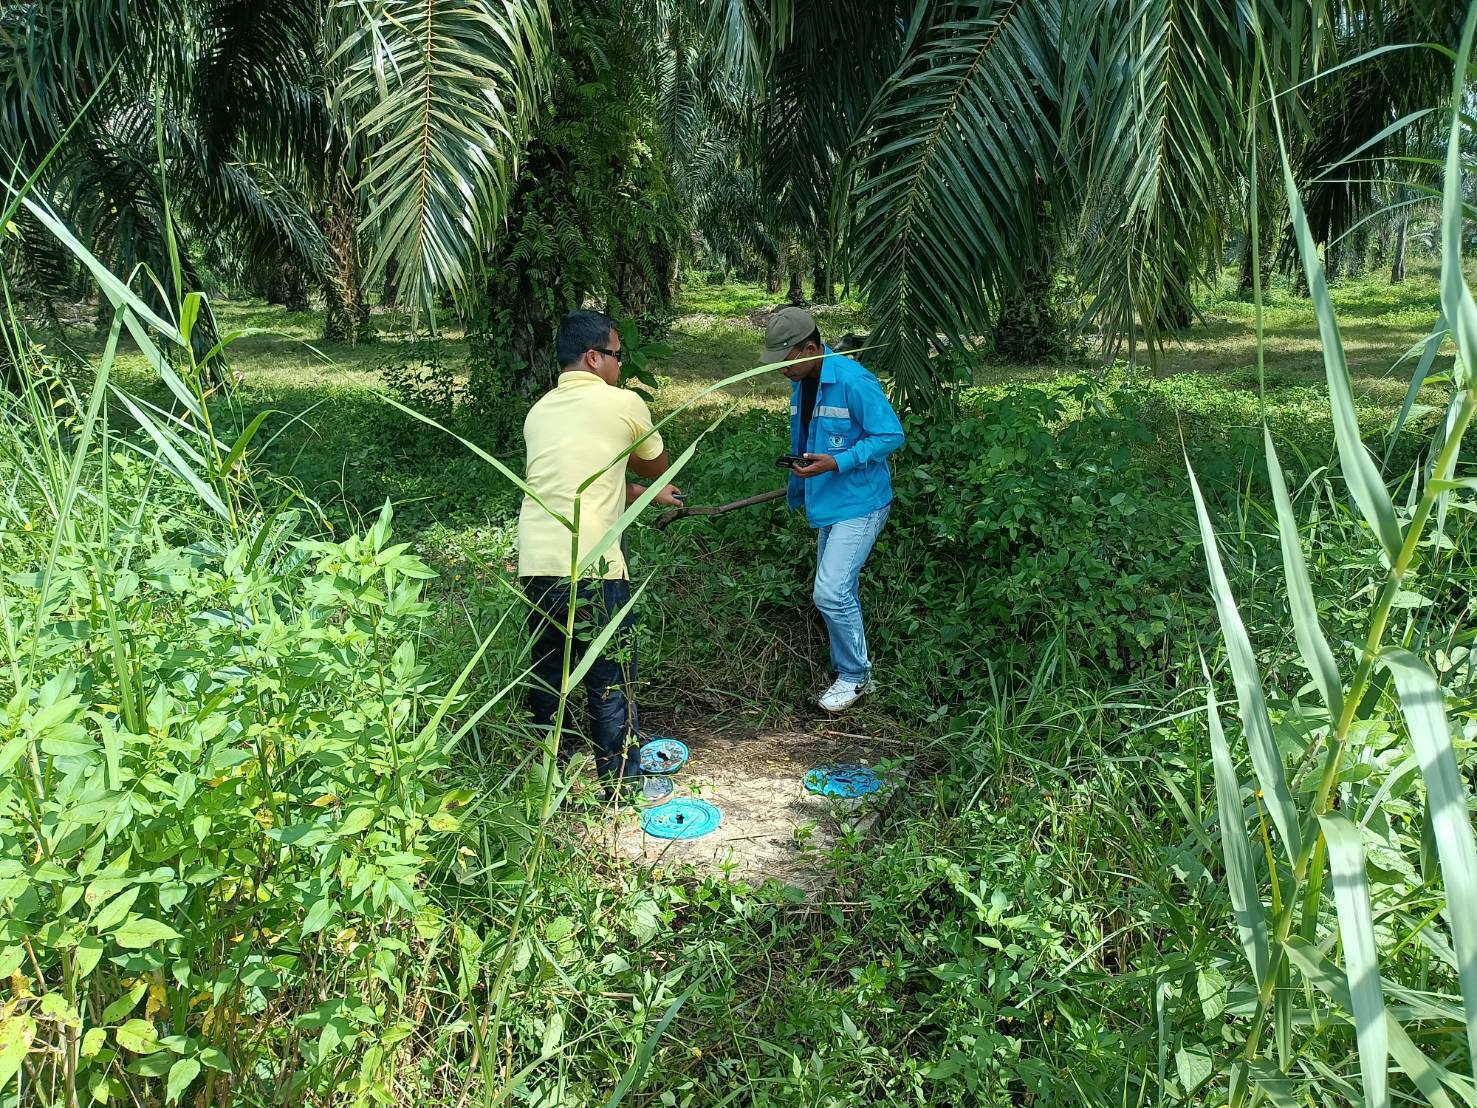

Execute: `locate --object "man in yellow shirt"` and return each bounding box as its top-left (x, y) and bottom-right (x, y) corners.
top-left (518, 310), bottom-right (681, 796)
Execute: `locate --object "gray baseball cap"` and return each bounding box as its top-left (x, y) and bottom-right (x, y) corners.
top-left (761, 306), bottom-right (818, 366)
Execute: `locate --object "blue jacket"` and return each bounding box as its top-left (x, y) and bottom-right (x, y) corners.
top-left (788, 348), bottom-right (905, 528)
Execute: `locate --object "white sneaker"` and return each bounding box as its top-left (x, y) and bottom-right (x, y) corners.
top-left (817, 677), bottom-right (875, 714)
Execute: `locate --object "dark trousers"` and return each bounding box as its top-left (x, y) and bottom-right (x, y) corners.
top-left (523, 576), bottom-right (641, 780)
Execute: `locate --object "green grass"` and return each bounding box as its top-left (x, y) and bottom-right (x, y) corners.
top-left (52, 259), bottom-right (1448, 500)
top-left (11, 250), bottom-right (1475, 1105)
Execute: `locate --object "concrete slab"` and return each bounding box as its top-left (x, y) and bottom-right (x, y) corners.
top-left (601, 729), bottom-right (908, 899)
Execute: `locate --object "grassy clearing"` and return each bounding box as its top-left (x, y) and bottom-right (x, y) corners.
top-left (8, 256), bottom-right (1470, 1105)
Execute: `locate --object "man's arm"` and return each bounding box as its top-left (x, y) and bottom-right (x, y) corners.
top-left (623, 390), bottom-right (673, 479)
top-left (627, 448), bottom-right (672, 479)
top-left (832, 372), bottom-right (904, 473)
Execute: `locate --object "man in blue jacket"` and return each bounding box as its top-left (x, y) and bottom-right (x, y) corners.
top-left (762, 307), bottom-right (905, 713)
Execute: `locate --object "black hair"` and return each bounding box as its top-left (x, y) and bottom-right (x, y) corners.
top-left (556, 310), bottom-right (619, 368)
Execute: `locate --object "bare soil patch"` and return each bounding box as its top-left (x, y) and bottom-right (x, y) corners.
top-left (599, 729), bottom-right (910, 899)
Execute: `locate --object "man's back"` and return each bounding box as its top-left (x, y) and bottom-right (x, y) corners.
top-left (517, 370), bottom-right (663, 580)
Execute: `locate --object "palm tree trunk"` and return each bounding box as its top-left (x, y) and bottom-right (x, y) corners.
top-left (811, 262), bottom-right (832, 305)
top-left (786, 269), bottom-right (805, 305)
top-left (322, 179), bottom-right (365, 343)
top-left (381, 256), bottom-right (400, 306)
top-left (1345, 224), bottom-right (1371, 278)
top-left (282, 263), bottom-right (309, 312)
top-left (1391, 217), bottom-right (1408, 283)
top-left (765, 263), bottom-right (781, 295)
top-left (1236, 221), bottom-right (1275, 301)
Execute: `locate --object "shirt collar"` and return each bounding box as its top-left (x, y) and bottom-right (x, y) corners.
top-left (558, 370), bottom-right (605, 388)
top-left (819, 346), bottom-right (840, 384)
top-left (789, 347), bottom-right (839, 393)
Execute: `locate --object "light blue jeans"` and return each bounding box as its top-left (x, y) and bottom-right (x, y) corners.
top-left (813, 503), bottom-right (891, 685)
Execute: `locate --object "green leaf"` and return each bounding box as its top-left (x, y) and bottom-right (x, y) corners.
top-left (81, 1027), bottom-right (107, 1058)
top-left (221, 409), bottom-right (274, 476)
top-left (338, 808), bottom-right (374, 837)
top-left (301, 898), bottom-right (337, 937)
top-left (1206, 680), bottom-right (1270, 988)
top-left (101, 982), bottom-right (148, 1023)
top-left (90, 886), bottom-right (141, 934)
top-left (1175, 1045), bottom-right (1212, 1094)
top-left (0, 735), bottom-right (28, 777)
top-left (1197, 965), bottom-right (1229, 1022)
top-left (1320, 814), bottom-right (1389, 1108)
top-left (1439, 4), bottom-right (1477, 389)
top-left (0, 1015), bottom-right (35, 1087)
top-left (74, 935), bottom-right (104, 982)
top-left (540, 1010), bottom-right (564, 1058)
top-left (1379, 648), bottom-right (1477, 1069)
top-left (166, 1057), bottom-right (200, 1103)
top-left (116, 1018), bottom-right (161, 1055)
top-left (111, 917), bottom-right (182, 950)
top-left (1187, 462), bottom-right (1301, 861)
top-left (1271, 94), bottom-right (1401, 559)
top-left (1265, 428), bottom-right (1343, 719)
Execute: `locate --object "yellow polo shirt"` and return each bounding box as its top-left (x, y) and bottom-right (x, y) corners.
top-left (517, 371), bottom-right (664, 580)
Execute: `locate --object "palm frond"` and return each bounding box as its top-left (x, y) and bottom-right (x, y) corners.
top-left (1071, 0), bottom-right (1254, 359)
top-left (327, 0), bottom-right (554, 310)
top-left (850, 0), bottom-right (1063, 408)
top-left (194, 0), bottom-right (331, 178)
top-left (1293, 2), bottom-right (1465, 253)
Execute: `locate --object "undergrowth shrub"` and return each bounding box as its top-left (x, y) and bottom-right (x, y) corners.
top-left (0, 384), bottom-right (470, 1103)
top-left (638, 381), bottom-right (1214, 715)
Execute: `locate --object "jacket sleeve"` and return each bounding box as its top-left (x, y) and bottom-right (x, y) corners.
top-left (833, 372), bottom-right (904, 474)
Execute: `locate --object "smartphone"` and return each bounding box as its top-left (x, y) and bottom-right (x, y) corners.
top-left (776, 454), bottom-right (811, 469)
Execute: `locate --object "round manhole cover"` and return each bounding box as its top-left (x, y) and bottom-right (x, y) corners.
top-left (802, 764), bottom-right (880, 798)
top-left (639, 737), bottom-right (689, 775)
top-left (643, 798), bottom-right (722, 839)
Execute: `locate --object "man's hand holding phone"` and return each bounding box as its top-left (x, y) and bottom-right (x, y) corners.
top-left (777, 453), bottom-right (838, 478)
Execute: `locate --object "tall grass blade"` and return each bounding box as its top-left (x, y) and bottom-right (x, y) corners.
top-left (1188, 461), bottom-right (1301, 861)
top-left (603, 981), bottom-right (698, 1108)
top-left (379, 393), bottom-right (568, 526)
top-left (561, 578), bottom-right (649, 693)
top-left (1264, 428), bottom-right (1343, 719)
top-left (1207, 681), bottom-right (1270, 987)
top-left (1385, 317), bottom-right (1448, 469)
top-left (110, 390), bottom-right (231, 520)
top-left (1379, 648), bottom-right (1477, 1070)
top-left (1320, 813), bottom-right (1390, 1108)
top-left (1285, 938), bottom-right (1463, 1108)
top-left (1439, 3), bottom-right (1477, 389)
top-left (578, 428), bottom-right (718, 575)
top-left (1270, 105), bottom-right (1401, 559)
top-left (20, 198), bottom-right (202, 419)
top-left (1245, 1061), bottom-right (1301, 1108)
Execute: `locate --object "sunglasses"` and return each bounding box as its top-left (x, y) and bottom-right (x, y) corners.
top-left (591, 346), bottom-right (625, 364)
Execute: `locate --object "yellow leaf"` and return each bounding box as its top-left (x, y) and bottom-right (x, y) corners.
top-left (9, 972), bottom-right (31, 1000)
top-left (145, 977), bottom-right (167, 1020)
top-left (311, 793), bottom-right (338, 808)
